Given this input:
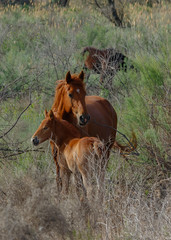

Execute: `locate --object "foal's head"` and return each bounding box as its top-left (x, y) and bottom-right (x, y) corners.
top-left (31, 110), bottom-right (81, 147)
top-left (53, 70), bottom-right (90, 126)
top-left (31, 110), bottom-right (56, 146)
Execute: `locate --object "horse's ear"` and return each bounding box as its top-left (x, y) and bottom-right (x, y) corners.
top-left (66, 71), bottom-right (72, 83)
top-left (44, 109), bottom-right (48, 117)
top-left (49, 110), bottom-right (54, 120)
top-left (79, 70), bottom-right (84, 81)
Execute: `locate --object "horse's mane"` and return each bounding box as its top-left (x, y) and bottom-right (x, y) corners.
top-left (51, 76), bottom-right (86, 117)
top-left (82, 46), bottom-right (99, 55)
top-left (51, 80), bottom-right (65, 116)
top-left (82, 46), bottom-right (121, 57)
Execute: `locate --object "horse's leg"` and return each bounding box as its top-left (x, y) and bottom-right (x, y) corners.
top-left (100, 60), bottom-right (107, 84)
top-left (95, 147), bottom-right (109, 201)
top-left (78, 164), bottom-right (93, 202)
top-left (74, 172), bottom-right (86, 201)
top-left (98, 157), bottom-right (107, 202)
top-left (60, 167), bottom-right (71, 195)
top-left (50, 140), bottom-right (62, 191)
top-left (82, 175), bottom-right (93, 201)
top-left (100, 73), bottom-right (105, 84)
top-left (83, 67), bottom-right (91, 83)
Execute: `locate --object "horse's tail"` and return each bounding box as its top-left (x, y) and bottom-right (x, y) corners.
top-left (114, 132), bottom-right (137, 156)
top-left (93, 140), bottom-right (105, 158)
top-left (93, 140), bottom-right (108, 173)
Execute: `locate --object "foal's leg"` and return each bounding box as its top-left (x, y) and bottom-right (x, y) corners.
top-left (50, 141), bottom-right (61, 191)
top-left (97, 150), bottom-right (110, 201)
top-left (74, 172), bottom-right (86, 201)
top-left (97, 158), bottom-right (106, 201)
top-left (60, 167), bottom-right (71, 195)
top-left (79, 165), bottom-right (93, 201)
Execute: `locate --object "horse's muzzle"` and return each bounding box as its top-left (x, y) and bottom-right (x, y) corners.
top-left (31, 136), bottom-right (39, 146)
top-left (79, 114), bottom-right (90, 126)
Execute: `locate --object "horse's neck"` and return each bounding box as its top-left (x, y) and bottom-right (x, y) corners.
top-left (52, 119), bottom-right (80, 151)
top-left (52, 95), bottom-right (76, 125)
top-left (52, 102), bottom-right (78, 127)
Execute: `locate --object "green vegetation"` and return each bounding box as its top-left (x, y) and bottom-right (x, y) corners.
top-left (0, 1), bottom-right (171, 239)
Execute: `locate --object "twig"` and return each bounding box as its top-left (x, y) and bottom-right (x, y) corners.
top-left (0, 188), bottom-right (6, 196)
top-left (3, 148), bottom-right (45, 159)
top-left (91, 119), bottom-right (139, 156)
top-left (0, 76), bottom-right (26, 101)
top-left (0, 92), bottom-right (32, 139)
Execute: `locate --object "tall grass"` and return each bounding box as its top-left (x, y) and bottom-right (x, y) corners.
top-left (0, 152), bottom-right (171, 239)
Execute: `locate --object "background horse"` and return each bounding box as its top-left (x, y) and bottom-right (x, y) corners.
top-left (31, 110), bottom-right (107, 201)
top-left (82, 46), bottom-right (133, 83)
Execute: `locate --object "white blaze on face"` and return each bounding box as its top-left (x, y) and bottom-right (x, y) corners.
top-left (76, 88), bottom-right (80, 94)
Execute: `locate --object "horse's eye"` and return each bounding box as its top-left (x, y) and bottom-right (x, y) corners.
top-left (43, 126), bottom-right (48, 130)
top-left (69, 93), bottom-right (73, 98)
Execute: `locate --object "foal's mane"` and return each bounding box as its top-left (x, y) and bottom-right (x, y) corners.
top-left (51, 75), bottom-right (86, 117)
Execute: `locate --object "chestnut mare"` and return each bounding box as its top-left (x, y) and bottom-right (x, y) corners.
top-left (51, 70), bottom-right (117, 143)
top-left (82, 46), bottom-right (132, 82)
top-left (50, 70), bottom-right (136, 189)
top-left (31, 110), bottom-right (107, 200)
top-left (50, 70), bottom-right (117, 187)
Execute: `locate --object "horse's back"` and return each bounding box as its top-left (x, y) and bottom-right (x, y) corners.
top-left (85, 96), bottom-right (117, 144)
top-left (64, 138), bottom-right (80, 173)
top-left (65, 137), bottom-right (96, 172)
top-left (76, 136), bottom-right (103, 167)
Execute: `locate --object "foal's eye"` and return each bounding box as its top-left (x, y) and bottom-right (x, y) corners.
top-left (43, 126), bottom-right (48, 130)
top-left (69, 93), bottom-right (73, 98)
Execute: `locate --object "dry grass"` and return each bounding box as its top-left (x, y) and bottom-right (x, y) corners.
top-left (0, 152), bottom-right (171, 240)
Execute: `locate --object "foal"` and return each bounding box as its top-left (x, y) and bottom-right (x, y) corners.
top-left (31, 110), bottom-right (107, 200)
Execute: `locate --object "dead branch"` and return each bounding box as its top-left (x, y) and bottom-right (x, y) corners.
top-left (0, 92), bottom-right (32, 139)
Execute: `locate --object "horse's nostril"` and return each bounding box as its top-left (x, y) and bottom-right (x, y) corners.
top-left (79, 114), bottom-right (90, 125)
top-left (80, 115), bottom-right (84, 122)
top-left (32, 136), bottom-right (39, 146)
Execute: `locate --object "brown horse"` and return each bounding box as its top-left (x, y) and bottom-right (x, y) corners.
top-left (31, 110), bottom-right (107, 200)
top-left (52, 70), bottom-right (117, 143)
top-left (50, 71), bottom-right (136, 181)
top-left (82, 46), bottom-right (133, 83)
top-left (51, 70), bottom-right (117, 160)
top-left (49, 70), bottom-right (118, 188)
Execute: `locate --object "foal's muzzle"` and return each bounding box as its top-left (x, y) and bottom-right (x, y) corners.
top-left (79, 114), bottom-right (90, 126)
top-left (31, 136), bottom-right (39, 146)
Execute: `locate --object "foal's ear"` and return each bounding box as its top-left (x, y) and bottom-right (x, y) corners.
top-left (44, 109), bottom-right (48, 117)
top-left (49, 110), bottom-right (54, 120)
top-left (79, 70), bottom-right (84, 81)
top-left (66, 71), bottom-right (72, 83)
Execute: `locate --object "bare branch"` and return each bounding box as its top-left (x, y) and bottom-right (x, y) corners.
top-left (93, 0), bottom-right (124, 27)
top-left (0, 76), bottom-right (26, 101)
top-left (2, 147), bottom-right (45, 159)
top-left (0, 92), bottom-right (32, 139)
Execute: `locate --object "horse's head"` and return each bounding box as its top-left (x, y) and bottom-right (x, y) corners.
top-left (62, 70), bottom-right (90, 126)
top-left (31, 110), bottom-right (55, 146)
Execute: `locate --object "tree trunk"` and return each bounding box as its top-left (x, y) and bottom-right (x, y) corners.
top-left (108, 0), bottom-right (123, 27)
top-left (54, 0), bottom-right (69, 7)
